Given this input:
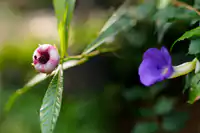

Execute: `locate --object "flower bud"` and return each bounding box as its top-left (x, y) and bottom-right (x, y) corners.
top-left (32, 44), bottom-right (60, 73)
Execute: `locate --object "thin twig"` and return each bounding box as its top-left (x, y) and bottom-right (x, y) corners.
top-left (172, 0), bottom-right (200, 16)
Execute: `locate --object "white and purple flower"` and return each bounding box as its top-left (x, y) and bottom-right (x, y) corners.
top-left (139, 47), bottom-right (174, 86)
top-left (32, 44), bottom-right (60, 74)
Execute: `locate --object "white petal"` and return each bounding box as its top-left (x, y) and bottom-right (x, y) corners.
top-left (49, 48), bottom-right (59, 60)
top-left (44, 61), bottom-right (57, 73)
top-left (40, 44), bottom-right (51, 51)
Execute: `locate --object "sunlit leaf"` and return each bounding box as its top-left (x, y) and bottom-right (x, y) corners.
top-left (83, 2), bottom-right (136, 54)
top-left (157, 0), bottom-right (171, 9)
top-left (40, 65), bottom-right (63, 133)
top-left (171, 26), bottom-right (200, 51)
top-left (188, 73), bottom-right (200, 104)
top-left (54, 0), bottom-right (76, 57)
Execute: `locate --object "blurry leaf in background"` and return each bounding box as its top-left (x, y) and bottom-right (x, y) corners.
top-left (69, 17), bottom-right (106, 54)
top-left (162, 111), bottom-right (189, 132)
top-left (157, 0), bottom-right (172, 9)
top-left (134, 1), bottom-right (157, 20)
top-left (132, 122), bottom-right (158, 133)
top-left (194, 0), bottom-right (200, 9)
top-left (40, 66), bottom-right (63, 133)
top-left (154, 6), bottom-right (200, 22)
top-left (137, 108), bottom-right (155, 117)
top-left (156, 22), bottom-right (172, 44)
top-left (83, 1), bottom-right (136, 54)
top-left (123, 87), bottom-right (147, 101)
top-left (171, 26), bottom-right (200, 51)
top-left (149, 82), bottom-right (166, 97)
top-left (188, 73), bottom-right (200, 104)
top-left (153, 97), bottom-right (175, 115)
top-left (188, 39), bottom-right (200, 55)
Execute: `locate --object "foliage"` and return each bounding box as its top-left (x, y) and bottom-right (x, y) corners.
top-left (4, 0), bottom-right (200, 133)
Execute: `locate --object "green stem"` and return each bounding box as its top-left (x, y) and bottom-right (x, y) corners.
top-left (170, 58), bottom-right (197, 79)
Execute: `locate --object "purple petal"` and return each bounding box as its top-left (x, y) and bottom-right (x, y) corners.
top-left (139, 59), bottom-right (163, 86)
top-left (163, 65), bottom-right (174, 78)
top-left (143, 48), bottom-right (166, 65)
top-left (160, 47), bottom-right (171, 65)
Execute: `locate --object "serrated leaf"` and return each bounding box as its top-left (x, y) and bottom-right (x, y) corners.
top-left (153, 97), bottom-right (175, 115)
top-left (54, 0), bottom-right (76, 57)
top-left (188, 39), bottom-right (200, 55)
top-left (83, 3), bottom-right (136, 54)
top-left (132, 122), bottom-right (158, 133)
top-left (188, 73), bottom-right (200, 104)
top-left (171, 26), bottom-right (200, 51)
top-left (40, 65), bottom-right (63, 133)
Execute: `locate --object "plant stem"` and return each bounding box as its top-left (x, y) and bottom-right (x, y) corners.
top-left (172, 0), bottom-right (200, 16)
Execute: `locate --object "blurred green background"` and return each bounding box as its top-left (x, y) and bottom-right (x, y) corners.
top-left (1, 0), bottom-right (200, 133)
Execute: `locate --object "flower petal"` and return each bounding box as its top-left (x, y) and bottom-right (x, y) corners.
top-left (139, 59), bottom-right (163, 86)
top-left (143, 48), bottom-right (166, 65)
top-left (160, 47), bottom-right (171, 65)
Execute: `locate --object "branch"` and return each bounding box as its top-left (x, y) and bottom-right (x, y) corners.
top-left (172, 0), bottom-right (200, 16)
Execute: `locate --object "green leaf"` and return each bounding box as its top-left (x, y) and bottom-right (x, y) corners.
top-left (4, 59), bottom-right (79, 113)
top-left (154, 6), bottom-right (199, 22)
top-left (123, 87), bottom-right (147, 101)
top-left (83, 3), bottom-right (136, 54)
top-left (194, 0), bottom-right (200, 9)
top-left (153, 97), bottom-right (175, 115)
top-left (171, 26), bottom-right (200, 51)
top-left (132, 122), bottom-right (158, 133)
top-left (188, 39), bottom-right (200, 55)
top-left (183, 72), bottom-right (194, 93)
top-left (53, 0), bottom-right (66, 22)
top-left (188, 73), bottom-right (200, 104)
top-left (137, 108), bottom-right (155, 117)
top-left (54, 0), bottom-right (76, 57)
top-left (157, 0), bottom-right (171, 9)
top-left (162, 111), bottom-right (188, 132)
top-left (40, 65), bottom-right (63, 133)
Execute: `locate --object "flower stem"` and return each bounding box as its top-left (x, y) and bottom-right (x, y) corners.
top-left (170, 58), bottom-right (197, 79)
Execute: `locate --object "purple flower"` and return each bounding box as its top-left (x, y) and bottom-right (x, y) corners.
top-left (138, 47), bottom-right (174, 86)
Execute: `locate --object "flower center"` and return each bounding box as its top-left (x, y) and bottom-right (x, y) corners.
top-left (162, 67), bottom-right (168, 75)
top-left (38, 52), bottom-right (50, 64)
